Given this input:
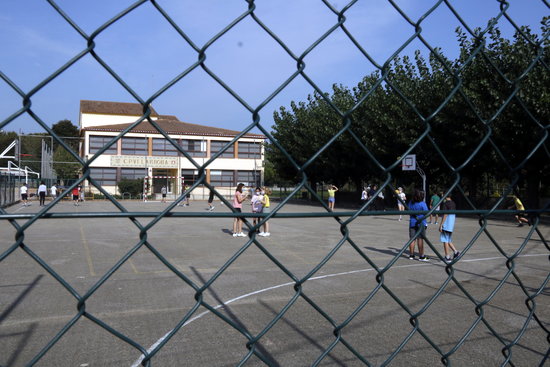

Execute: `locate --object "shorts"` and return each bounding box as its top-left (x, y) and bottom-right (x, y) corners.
top-left (409, 225), bottom-right (426, 239)
top-left (263, 207), bottom-right (271, 213)
top-left (162, 194), bottom-right (166, 198)
top-left (440, 230), bottom-right (453, 243)
top-left (21, 194), bottom-right (28, 200)
top-left (234, 208), bottom-right (242, 213)
top-left (72, 195), bottom-right (79, 200)
top-left (328, 197), bottom-right (335, 203)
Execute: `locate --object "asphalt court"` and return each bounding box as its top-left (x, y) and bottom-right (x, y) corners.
top-left (1, 199), bottom-right (548, 366)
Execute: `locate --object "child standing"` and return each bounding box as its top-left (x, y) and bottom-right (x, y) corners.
top-left (439, 195), bottom-right (460, 263)
top-left (327, 185), bottom-right (338, 211)
top-left (259, 187), bottom-right (271, 236)
top-left (38, 181), bottom-right (47, 206)
top-left (408, 189), bottom-right (429, 261)
top-left (72, 186), bottom-right (80, 206)
top-left (429, 191), bottom-right (442, 224)
top-left (232, 183), bottom-right (248, 237)
top-left (207, 187), bottom-right (215, 211)
top-left (397, 187), bottom-right (406, 221)
top-left (20, 183), bottom-right (29, 206)
top-left (251, 187), bottom-right (264, 227)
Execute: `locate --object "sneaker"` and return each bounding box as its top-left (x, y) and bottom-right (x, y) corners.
top-left (444, 257), bottom-right (452, 263)
top-left (258, 232), bottom-right (266, 236)
top-left (517, 223), bottom-right (524, 227)
top-left (209, 206), bottom-right (215, 211)
top-left (264, 232), bottom-right (270, 237)
top-left (453, 251), bottom-right (460, 259)
top-left (418, 256), bottom-right (430, 262)
top-left (238, 232), bottom-right (246, 237)
top-left (408, 255), bottom-right (415, 260)
top-left (232, 233), bottom-right (238, 237)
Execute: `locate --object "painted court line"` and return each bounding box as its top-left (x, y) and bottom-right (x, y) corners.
top-left (131, 253), bottom-right (547, 367)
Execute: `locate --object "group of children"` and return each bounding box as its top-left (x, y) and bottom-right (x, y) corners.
top-left (20, 182), bottom-right (83, 206)
top-left (232, 183), bottom-right (272, 237)
top-left (407, 189), bottom-right (460, 263)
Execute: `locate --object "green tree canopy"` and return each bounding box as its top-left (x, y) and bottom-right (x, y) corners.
top-left (53, 146), bottom-right (80, 179)
top-left (266, 19), bottom-right (549, 207)
top-left (52, 119), bottom-right (80, 151)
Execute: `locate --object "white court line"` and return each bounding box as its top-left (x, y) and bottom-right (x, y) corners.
top-left (131, 253), bottom-right (547, 367)
top-left (12, 205), bottom-right (26, 213)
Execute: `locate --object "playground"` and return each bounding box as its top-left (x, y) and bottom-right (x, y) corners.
top-left (1, 199), bottom-right (548, 366)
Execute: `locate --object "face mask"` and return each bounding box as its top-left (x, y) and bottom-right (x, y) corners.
top-left (261, 191), bottom-right (265, 195)
top-left (255, 192), bottom-right (260, 195)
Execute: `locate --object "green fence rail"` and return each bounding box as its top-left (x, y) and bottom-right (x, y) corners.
top-left (1, 1), bottom-right (548, 366)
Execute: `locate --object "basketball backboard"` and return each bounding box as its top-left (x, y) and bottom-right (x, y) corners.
top-left (402, 154), bottom-right (416, 171)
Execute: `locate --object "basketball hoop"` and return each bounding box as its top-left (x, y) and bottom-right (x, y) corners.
top-left (401, 154), bottom-right (416, 171)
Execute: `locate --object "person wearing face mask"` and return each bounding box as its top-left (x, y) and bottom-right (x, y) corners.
top-left (251, 187), bottom-right (264, 229)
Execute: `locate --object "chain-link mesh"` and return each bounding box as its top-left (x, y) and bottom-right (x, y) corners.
top-left (1, 0), bottom-right (549, 366)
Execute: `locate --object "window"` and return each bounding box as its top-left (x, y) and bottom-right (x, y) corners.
top-left (180, 139), bottom-right (206, 157)
top-left (238, 142), bottom-right (261, 159)
top-left (121, 168), bottom-right (147, 180)
top-left (89, 135), bottom-right (117, 155)
top-left (121, 137), bottom-right (147, 155)
top-left (89, 168), bottom-right (117, 186)
top-left (210, 140), bottom-right (234, 158)
top-left (210, 170), bottom-right (234, 187)
top-left (237, 170), bottom-right (260, 187)
top-left (181, 169), bottom-right (200, 186)
top-left (152, 138), bottom-right (179, 156)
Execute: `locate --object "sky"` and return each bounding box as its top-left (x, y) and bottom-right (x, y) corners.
top-left (0, 0), bottom-right (548, 135)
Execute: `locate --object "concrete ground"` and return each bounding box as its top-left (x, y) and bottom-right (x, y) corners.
top-left (0, 198), bottom-right (548, 366)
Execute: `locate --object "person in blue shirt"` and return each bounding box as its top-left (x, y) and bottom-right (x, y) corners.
top-left (408, 189), bottom-right (429, 261)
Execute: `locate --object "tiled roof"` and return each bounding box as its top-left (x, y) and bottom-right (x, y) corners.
top-left (83, 119), bottom-right (266, 139)
top-left (80, 100), bottom-right (159, 116)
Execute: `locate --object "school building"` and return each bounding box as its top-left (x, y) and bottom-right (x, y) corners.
top-left (79, 100), bottom-right (266, 199)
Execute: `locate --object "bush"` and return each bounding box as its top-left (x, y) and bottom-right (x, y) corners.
top-left (117, 178), bottom-right (143, 197)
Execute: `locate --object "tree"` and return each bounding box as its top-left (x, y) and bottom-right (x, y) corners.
top-left (53, 147), bottom-right (80, 179)
top-left (268, 19), bottom-right (549, 207)
top-left (117, 178), bottom-right (144, 197)
top-left (51, 119), bottom-right (80, 151)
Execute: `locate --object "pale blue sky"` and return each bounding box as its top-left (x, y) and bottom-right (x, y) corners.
top-left (0, 0), bottom-right (548, 134)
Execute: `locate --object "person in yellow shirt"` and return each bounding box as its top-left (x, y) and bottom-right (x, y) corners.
top-left (327, 185), bottom-right (338, 211)
top-left (259, 187), bottom-right (272, 236)
top-left (509, 195), bottom-right (529, 227)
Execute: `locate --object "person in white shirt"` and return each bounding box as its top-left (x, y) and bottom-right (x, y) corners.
top-left (50, 184), bottom-right (57, 201)
top-left (20, 183), bottom-right (29, 206)
top-left (38, 181), bottom-right (47, 206)
top-left (397, 187), bottom-right (407, 221)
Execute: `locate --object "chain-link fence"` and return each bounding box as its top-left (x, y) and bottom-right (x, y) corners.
top-left (0, 175), bottom-right (18, 207)
top-left (1, 1), bottom-right (549, 366)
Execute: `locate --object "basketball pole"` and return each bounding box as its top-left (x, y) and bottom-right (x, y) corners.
top-left (416, 166), bottom-right (427, 203)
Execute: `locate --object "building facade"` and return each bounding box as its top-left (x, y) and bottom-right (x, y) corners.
top-left (79, 100), bottom-right (265, 199)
